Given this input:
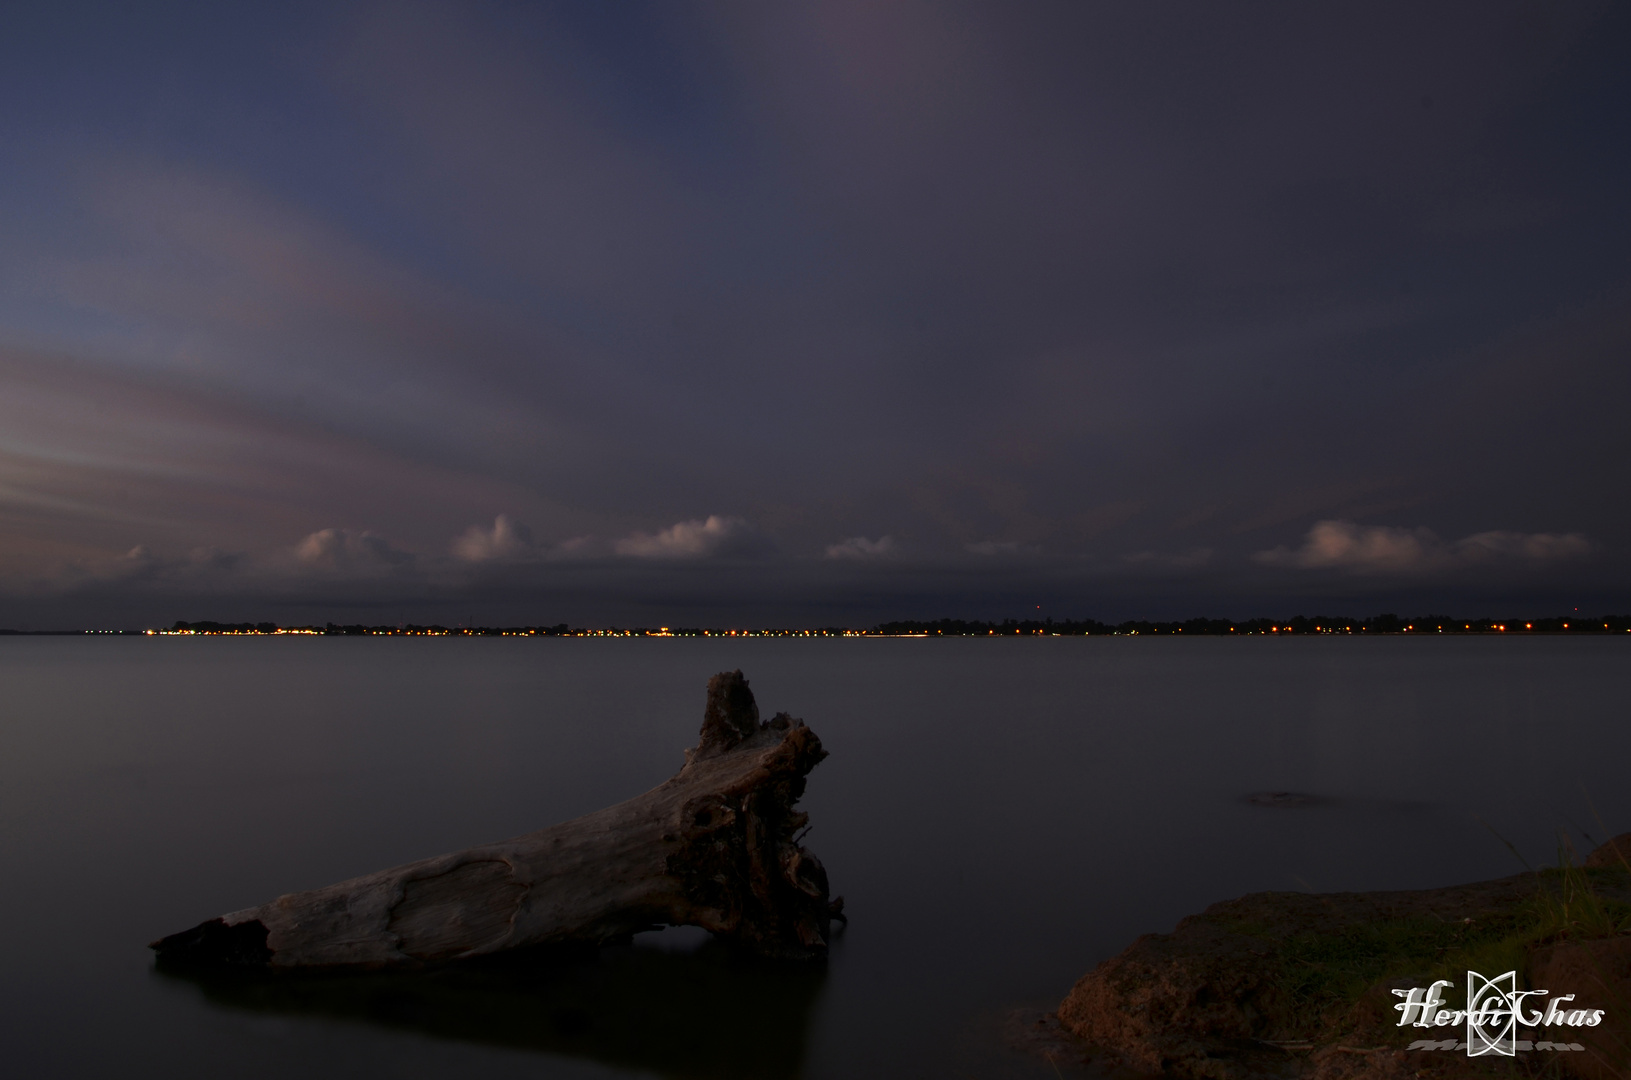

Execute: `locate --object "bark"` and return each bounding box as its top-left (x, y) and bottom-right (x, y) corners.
top-left (153, 671), bottom-right (840, 968)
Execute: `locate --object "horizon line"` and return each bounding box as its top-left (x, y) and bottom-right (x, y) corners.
top-left (6, 614), bottom-right (1631, 637)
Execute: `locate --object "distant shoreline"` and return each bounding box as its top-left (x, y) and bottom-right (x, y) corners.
top-left (3, 615), bottom-right (1629, 638)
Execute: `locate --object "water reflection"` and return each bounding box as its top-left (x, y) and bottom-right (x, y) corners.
top-left (155, 933), bottom-right (828, 1079)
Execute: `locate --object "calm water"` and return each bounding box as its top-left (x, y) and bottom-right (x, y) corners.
top-left (1, 636), bottom-right (1626, 1078)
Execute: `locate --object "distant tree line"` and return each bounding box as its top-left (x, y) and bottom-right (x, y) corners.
top-left (168, 621), bottom-right (574, 635)
top-left (161, 623), bottom-right (859, 636)
top-left (156, 616), bottom-right (1631, 636)
top-left (869, 614), bottom-right (1631, 635)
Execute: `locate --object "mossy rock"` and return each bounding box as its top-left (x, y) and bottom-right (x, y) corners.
top-left (1058, 865), bottom-right (1631, 1079)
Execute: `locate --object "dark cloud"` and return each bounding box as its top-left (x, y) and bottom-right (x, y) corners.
top-left (825, 536), bottom-right (896, 561)
top-left (1254, 521), bottom-right (1591, 574)
top-left (1125, 549), bottom-right (1214, 571)
top-left (293, 528), bottom-right (416, 573)
top-left (1, 1), bottom-right (1628, 626)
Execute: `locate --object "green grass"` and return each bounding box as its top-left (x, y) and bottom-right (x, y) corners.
top-left (1271, 910), bottom-right (1531, 1024)
top-left (1218, 854), bottom-right (1630, 1037)
top-left (1531, 852), bottom-right (1631, 942)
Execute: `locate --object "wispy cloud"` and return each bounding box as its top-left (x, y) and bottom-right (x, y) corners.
top-left (1, 6), bottom-right (1626, 626)
top-left (825, 535), bottom-right (896, 560)
top-left (1255, 520), bottom-right (1590, 573)
top-left (613, 515), bottom-right (758, 559)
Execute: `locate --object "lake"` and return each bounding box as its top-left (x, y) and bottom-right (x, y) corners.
top-left (1, 635), bottom-right (1626, 1078)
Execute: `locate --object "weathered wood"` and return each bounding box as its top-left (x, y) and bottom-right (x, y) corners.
top-left (153, 671), bottom-right (840, 968)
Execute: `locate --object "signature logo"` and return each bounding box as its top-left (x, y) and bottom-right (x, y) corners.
top-left (1393, 970), bottom-right (1605, 1056)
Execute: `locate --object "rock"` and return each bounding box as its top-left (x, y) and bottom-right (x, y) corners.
top-left (1528, 936), bottom-right (1631, 1080)
top-left (1585, 833), bottom-right (1631, 870)
top-left (1056, 913), bottom-right (1285, 1077)
top-left (1056, 870), bottom-right (1631, 1079)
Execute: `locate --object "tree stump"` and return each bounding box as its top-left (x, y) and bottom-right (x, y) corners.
top-left (153, 671), bottom-right (840, 968)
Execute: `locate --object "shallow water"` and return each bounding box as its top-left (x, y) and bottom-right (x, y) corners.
top-left (1, 636), bottom-right (1626, 1078)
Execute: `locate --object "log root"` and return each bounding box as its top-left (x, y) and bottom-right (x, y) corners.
top-left (153, 671), bottom-right (839, 968)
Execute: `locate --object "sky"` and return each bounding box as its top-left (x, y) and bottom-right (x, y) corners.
top-left (2, 0), bottom-right (1629, 628)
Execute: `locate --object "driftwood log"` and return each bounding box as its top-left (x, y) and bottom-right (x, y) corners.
top-left (153, 671), bottom-right (840, 968)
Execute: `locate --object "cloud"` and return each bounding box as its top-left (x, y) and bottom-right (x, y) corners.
top-left (60, 543), bottom-right (166, 586)
top-left (1455, 530), bottom-right (1592, 563)
top-left (1255, 520), bottom-right (1590, 573)
top-left (825, 535), bottom-right (896, 560)
top-left (966, 540), bottom-right (1030, 557)
top-left (294, 528), bottom-right (415, 572)
top-left (2, 7), bottom-right (1628, 626)
top-left (9, 539), bottom-right (256, 597)
top-left (553, 535), bottom-right (597, 558)
top-left (185, 546), bottom-right (244, 571)
top-left (613, 516), bottom-right (757, 559)
top-left (451, 514), bottom-right (533, 562)
top-left (1255, 521), bottom-right (1433, 571)
top-left (1124, 547), bottom-right (1213, 569)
